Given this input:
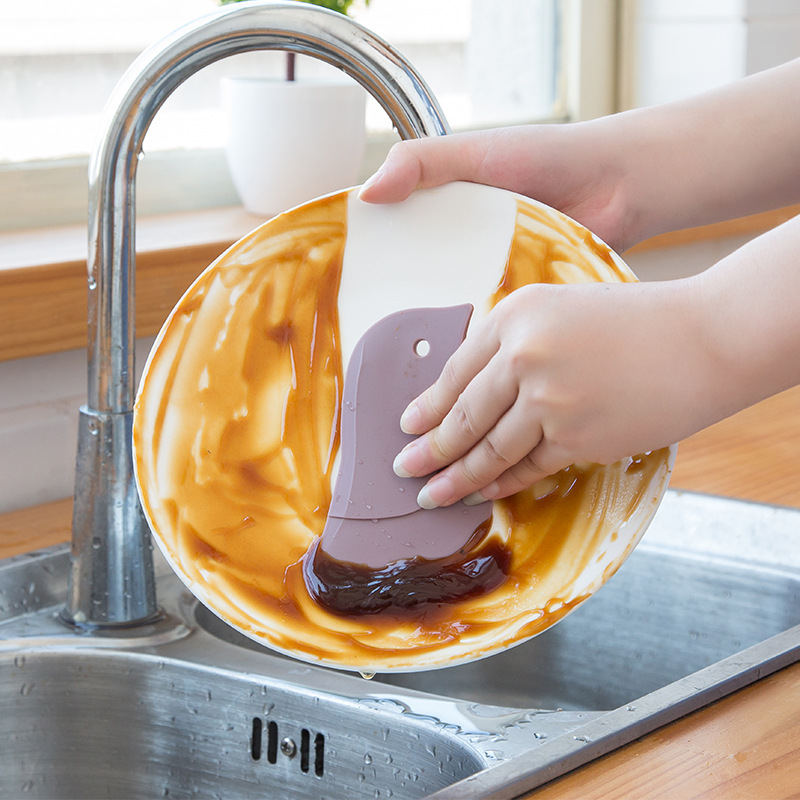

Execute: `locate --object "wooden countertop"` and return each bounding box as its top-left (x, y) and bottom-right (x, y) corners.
top-left (1, 388), bottom-right (799, 798)
top-left (526, 384), bottom-right (800, 799)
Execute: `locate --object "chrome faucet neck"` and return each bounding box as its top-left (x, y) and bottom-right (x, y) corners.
top-left (63, 0), bottom-right (449, 628)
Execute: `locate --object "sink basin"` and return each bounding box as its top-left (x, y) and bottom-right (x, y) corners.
top-left (1, 648), bottom-right (484, 799)
top-left (2, 490), bottom-right (800, 799)
top-left (201, 532), bottom-right (798, 713)
top-left (0, 571), bottom-right (487, 799)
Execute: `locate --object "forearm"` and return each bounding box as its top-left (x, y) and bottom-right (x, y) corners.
top-left (608, 58), bottom-right (800, 245)
top-left (393, 214), bottom-right (800, 507)
top-left (691, 213), bottom-right (800, 421)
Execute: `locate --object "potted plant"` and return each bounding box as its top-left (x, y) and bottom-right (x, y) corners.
top-left (219, 0), bottom-right (371, 215)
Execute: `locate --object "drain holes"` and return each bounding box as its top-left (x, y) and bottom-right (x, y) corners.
top-left (300, 728), bottom-right (310, 773)
top-left (267, 720), bottom-right (279, 764)
top-left (299, 729), bottom-right (325, 776)
top-left (251, 717), bottom-right (263, 761)
top-left (249, 717), bottom-right (279, 763)
top-left (250, 718), bottom-right (324, 776)
top-left (314, 732), bottom-right (325, 777)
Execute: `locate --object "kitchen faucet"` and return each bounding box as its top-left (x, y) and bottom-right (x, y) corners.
top-left (62, 1), bottom-right (449, 628)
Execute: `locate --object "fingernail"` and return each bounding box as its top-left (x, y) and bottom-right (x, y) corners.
top-left (463, 490), bottom-right (487, 506)
top-left (357, 169), bottom-right (383, 199)
top-left (392, 451), bottom-right (414, 479)
top-left (416, 484), bottom-right (438, 510)
top-left (463, 482), bottom-right (498, 506)
top-left (399, 402), bottom-right (422, 434)
top-left (393, 439), bottom-right (424, 478)
top-left (417, 474), bottom-right (456, 510)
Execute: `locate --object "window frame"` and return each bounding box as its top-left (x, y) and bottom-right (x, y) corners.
top-left (0, 0), bottom-right (617, 234)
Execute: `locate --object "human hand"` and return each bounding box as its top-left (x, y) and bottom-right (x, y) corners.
top-left (360, 59), bottom-right (800, 252)
top-left (392, 279), bottom-right (714, 508)
top-left (359, 125), bottom-right (640, 252)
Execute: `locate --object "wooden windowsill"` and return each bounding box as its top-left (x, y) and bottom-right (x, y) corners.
top-left (0, 206), bottom-right (268, 362)
top-left (1, 203), bottom-right (798, 363)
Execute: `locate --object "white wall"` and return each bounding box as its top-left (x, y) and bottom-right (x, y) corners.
top-left (624, 0), bottom-right (800, 108)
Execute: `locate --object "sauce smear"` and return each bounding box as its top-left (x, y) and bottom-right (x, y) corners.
top-left (133, 189), bottom-right (673, 671)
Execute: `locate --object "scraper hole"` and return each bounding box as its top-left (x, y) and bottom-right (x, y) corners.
top-left (414, 339), bottom-right (430, 357)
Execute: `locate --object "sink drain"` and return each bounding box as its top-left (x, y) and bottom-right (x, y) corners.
top-left (251, 717), bottom-right (324, 777)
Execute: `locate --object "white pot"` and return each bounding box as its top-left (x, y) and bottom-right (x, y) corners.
top-left (221, 76), bottom-right (367, 215)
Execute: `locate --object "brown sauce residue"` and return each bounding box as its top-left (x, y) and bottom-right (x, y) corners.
top-left (134, 190), bottom-right (673, 672)
top-left (304, 520), bottom-right (508, 616)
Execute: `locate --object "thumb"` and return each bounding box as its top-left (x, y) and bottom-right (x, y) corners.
top-left (358, 132), bottom-right (490, 204)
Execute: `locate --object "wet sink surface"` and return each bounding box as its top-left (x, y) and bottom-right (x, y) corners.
top-left (2, 490), bottom-right (800, 799)
top-left (2, 648), bottom-right (483, 800)
top-left (379, 542), bottom-right (800, 710)
top-left (199, 491), bottom-right (800, 713)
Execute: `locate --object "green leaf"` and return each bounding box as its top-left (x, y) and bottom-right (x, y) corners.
top-left (217, 0), bottom-right (371, 16)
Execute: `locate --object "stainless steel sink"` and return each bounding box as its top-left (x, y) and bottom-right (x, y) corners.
top-left (2, 649), bottom-right (485, 799)
top-left (2, 490), bottom-right (800, 799)
top-left (1, 558), bottom-right (486, 799)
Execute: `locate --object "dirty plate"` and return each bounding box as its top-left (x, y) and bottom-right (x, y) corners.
top-left (133, 183), bottom-right (675, 673)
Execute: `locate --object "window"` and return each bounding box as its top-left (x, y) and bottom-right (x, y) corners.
top-left (1, 0), bottom-right (567, 231)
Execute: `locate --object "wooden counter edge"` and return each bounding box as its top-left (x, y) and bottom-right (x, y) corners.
top-left (2, 203), bottom-right (799, 363)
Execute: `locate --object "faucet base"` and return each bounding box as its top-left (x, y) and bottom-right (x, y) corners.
top-left (64, 406), bottom-right (159, 628)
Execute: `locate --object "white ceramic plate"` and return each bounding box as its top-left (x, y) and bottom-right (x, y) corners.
top-left (133, 183), bottom-right (675, 673)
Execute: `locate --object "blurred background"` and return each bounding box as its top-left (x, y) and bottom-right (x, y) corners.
top-left (3, 0), bottom-right (798, 232)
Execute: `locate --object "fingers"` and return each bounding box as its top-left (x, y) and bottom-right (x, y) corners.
top-left (358, 132), bottom-right (493, 204)
top-left (393, 357), bottom-right (518, 479)
top-left (463, 441), bottom-right (572, 505)
top-left (400, 320), bottom-right (503, 438)
top-left (413, 401), bottom-right (551, 509)
top-left (394, 353), bottom-right (561, 509)
top-left (393, 322), bottom-right (504, 468)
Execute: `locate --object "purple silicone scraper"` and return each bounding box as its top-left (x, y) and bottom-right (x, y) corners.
top-left (303, 304), bottom-right (505, 615)
top-left (316, 304), bottom-right (493, 570)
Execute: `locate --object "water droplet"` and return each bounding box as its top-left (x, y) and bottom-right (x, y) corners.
top-left (359, 671), bottom-right (375, 680)
top-left (92, 537), bottom-right (102, 550)
top-left (364, 754), bottom-right (373, 765)
top-left (534, 732), bottom-right (548, 740)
